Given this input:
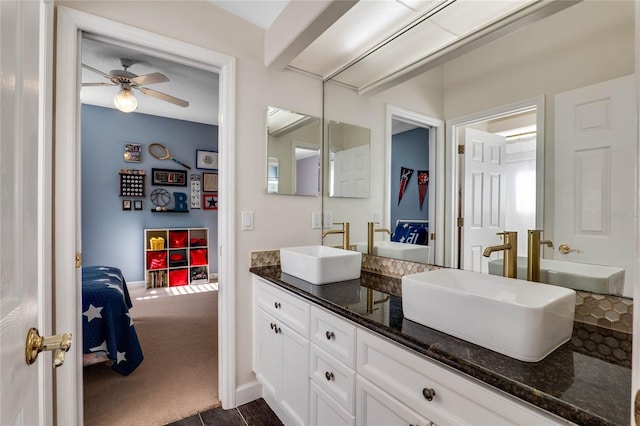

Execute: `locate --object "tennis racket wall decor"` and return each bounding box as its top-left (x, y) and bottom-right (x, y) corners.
top-left (148, 142), bottom-right (191, 169)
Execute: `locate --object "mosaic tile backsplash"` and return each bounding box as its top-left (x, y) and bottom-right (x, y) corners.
top-left (250, 250), bottom-right (632, 334)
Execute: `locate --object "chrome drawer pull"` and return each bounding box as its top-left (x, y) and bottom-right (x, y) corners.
top-left (325, 331), bottom-right (335, 340)
top-left (274, 302), bottom-right (281, 309)
top-left (422, 387), bottom-right (436, 401)
top-left (325, 371), bottom-right (335, 381)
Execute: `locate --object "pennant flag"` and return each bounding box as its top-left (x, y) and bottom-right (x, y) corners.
top-left (398, 167), bottom-right (414, 205)
top-left (418, 170), bottom-right (429, 210)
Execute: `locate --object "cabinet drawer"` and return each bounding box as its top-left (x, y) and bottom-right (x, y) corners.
top-left (310, 381), bottom-right (355, 426)
top-left (356, 375), bottom-right (432, 426)
top-left (311, 306), bottom-right (356, 368)
top-left (254, 276), bottom-right (310, 336)
top-left (357, 329), bottom-right (563, 426)
top-left (310, 344), bottom-right (355, 414)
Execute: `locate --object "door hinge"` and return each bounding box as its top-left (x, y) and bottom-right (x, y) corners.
top-left (75, 252), bottom-right (82, 268)
top-left (457, 217), bottom-right (464, 227)
top-left (458, 144), bottom-right (465, 155)
top-left (430, 233), bottom-right (436, 241)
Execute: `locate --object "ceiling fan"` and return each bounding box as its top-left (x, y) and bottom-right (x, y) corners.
top-left (82, 58), bottom-right (190, 113)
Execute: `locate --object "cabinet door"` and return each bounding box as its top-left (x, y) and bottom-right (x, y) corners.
top-left (356, 376), bottom-right (432, 426)
top-left (255, 308), bottom-right (282, 399)
top-left (310, 381), bottom-right (355, 426)
top-left (281, 321), bottom-right (310, 426)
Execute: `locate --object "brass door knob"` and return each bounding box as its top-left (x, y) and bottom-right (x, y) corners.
top-left (25, 327), bottom-right (72, 367)
top-left (558, 244), bottom-right (582, 254)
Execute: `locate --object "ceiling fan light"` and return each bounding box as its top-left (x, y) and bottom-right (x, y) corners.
top-left (114, 87), bottom-right (138, 113)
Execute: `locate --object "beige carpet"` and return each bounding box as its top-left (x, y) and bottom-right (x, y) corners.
top-left (83, 283), bottom-right (220, 426)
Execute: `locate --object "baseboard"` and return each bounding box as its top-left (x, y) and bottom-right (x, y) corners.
top-left (128, 280), bottom-right (146, 289)
top-left (235, 380), bottom-right (262, 407)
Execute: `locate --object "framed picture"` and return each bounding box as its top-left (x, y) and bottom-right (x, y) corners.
top-left (124, 143), bottom-right (142, 162)
top-left (203, 193), bottom-right (218, 210)
top-left (202, 172), bottom-right (218, 192)
top-left (196, 150), bottom-right (218, 170)
top-left (122, 200), bottom-right (131, 210)
top-left (190, 175), bottom-right (201, 209)
top-left (133, 200), bottom-right (143, 210)
top-left (152, 168), bottom-right (187, 186)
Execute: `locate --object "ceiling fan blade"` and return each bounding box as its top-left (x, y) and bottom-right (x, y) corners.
top-left (138, 87), bottom-right (189, 108)
top-left (82, 82), bottom-right (116, 87)
top-left (82, 63), bottom-right (115, 81)
top-left (131, 72), bottom-right (170, 86)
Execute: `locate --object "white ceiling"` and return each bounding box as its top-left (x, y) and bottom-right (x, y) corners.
top-left (80, 1), bottom-right (575, 124)
top-left (81, 35), bottom-right (219, 125)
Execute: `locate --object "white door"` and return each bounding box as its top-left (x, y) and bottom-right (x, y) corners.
top-left (333, 144), bottom-right (370, 198)
top-left (461, 128), bottom-right (507, 273)
top-left (0, 0), bottom-right (53, 424)
top-left (554, 75), bottom-right (636, 297)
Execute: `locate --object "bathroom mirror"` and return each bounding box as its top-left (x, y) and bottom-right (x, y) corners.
top-left (322, 0), bottom-right (636, 297)
top-left (266, 106), bottom-right (321, 196)
top-left (327, 120), bottom-right (371, 198)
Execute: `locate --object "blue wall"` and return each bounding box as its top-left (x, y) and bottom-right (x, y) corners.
top-left (390, 127), bottom-right (429, 229)
top-left (81, 105), bottom-right (219, 282)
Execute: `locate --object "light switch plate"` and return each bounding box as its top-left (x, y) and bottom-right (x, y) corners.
top-left (373, 212), bottom-right (382, 223)
top-left (241, 211), bottom-right (254, 231)
top-left (312, 212), bottom-right (322, 229)
top-left (324, 211), bottom-right (333, 229)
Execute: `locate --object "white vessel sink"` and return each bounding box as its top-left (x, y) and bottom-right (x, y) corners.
top-left (402, 269), bottom-right (576, 362)
top-left (355, 241), bottom-right (431, 263)
top-left (488, 257), bottom-right (625, 295)
top-left (280, 245), bottom-right (362, 285)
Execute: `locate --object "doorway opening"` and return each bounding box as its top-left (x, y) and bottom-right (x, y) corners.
top-left (79, 33), bottom-right (221, 424)
top-left (446, 97), bottom-right (544, 273)
top-left (385, 105), bottom-right (444, 266)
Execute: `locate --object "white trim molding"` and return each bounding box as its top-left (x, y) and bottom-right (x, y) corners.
top-left (55, 7), bottom-right (237, 423)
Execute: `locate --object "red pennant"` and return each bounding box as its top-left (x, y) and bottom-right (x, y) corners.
top-left (418, 170), bottom-right (429, 210)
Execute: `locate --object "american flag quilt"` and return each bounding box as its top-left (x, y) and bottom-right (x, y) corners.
top-left (82, 266), bottom-right (144, 375)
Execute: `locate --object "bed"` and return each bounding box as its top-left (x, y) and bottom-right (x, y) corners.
top-left (82, 265), bottom-right (144, 375)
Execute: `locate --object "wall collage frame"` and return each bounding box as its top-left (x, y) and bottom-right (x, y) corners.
top-left (119, 142), bottom-right (218, 213)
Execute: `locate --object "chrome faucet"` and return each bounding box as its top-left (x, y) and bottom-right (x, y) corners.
top-left (367, 222), bottom-right (391, 255)
top-left (483, 232), bottom-right (518, 278)
top-left (527, 230), bottom-right (553, 282)
top-left (322, 222), bottom-right (350, 250)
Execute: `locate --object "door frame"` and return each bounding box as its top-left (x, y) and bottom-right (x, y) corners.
top-left (385, 105), bottom-right (444, 265)
top-left (55, 7), bottom-right (237, 424)
top-left (444, 96), bottom-right (545, 269)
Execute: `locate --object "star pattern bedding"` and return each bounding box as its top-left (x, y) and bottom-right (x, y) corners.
top-left (82, 266), bottom-right (144, 375)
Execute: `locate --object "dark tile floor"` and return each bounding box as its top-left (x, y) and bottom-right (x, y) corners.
top-left (167, 398), bottom-right (283, 426)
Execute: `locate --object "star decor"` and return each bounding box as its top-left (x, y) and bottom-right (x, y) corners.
top-left (83, 304), bottom-right (103, 322)
top-left (116, 351), bottom-right (127, 364)
top-left (106, 282), bottom-right (125, 295)
top-left (203, 193), bottom-right (218, 210)
top-left (90, 341), bottom-right (108, 354)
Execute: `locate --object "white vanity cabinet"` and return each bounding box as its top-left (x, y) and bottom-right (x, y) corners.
top-left (252, 276), bottom-right (572, 426)
top-left (253, 278), bottom-right (310, 425)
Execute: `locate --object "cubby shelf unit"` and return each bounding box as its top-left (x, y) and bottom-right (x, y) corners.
top-left (144, 228), bottom-right (209, 288)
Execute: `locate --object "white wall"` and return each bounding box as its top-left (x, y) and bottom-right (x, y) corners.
top-left (56, 0), bottom-right (324, 394)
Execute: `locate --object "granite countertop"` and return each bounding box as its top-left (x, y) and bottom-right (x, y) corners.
top-left (250, 266), bottom-right (632, 426)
